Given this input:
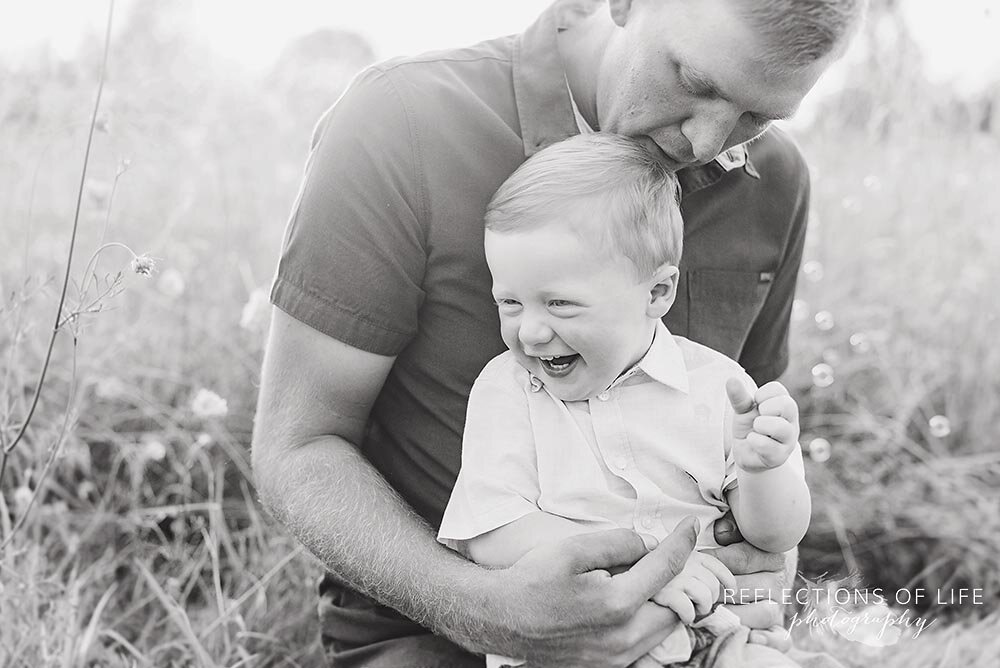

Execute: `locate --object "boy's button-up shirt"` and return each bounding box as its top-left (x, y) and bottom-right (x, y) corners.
top-left (439, 323), bottom-right (798, 550)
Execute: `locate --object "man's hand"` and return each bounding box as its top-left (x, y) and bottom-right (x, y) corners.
top-left (493, 518), bottom-right (700, 668)
top-left (726, 378), bottom-right (800, 472)
top-left (703, 537), bottom-right (794, 653)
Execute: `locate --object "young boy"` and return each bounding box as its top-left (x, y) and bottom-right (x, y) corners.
top-left (438, 133), bottom-right (810, 666)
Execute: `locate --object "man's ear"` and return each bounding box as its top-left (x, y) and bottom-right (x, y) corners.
top-left (608, 0), bottom-right (635, 27)
top-left (647, 264), bottom-right (680, 319)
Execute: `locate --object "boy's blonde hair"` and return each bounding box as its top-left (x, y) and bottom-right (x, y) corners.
top-left (485, 133), bottom-right (683, 279)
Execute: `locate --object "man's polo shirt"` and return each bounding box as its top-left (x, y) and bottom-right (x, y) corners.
top-left (438, 322), bottom-right (753, 553)
top-left (271, 0), bottom-right (810, 530)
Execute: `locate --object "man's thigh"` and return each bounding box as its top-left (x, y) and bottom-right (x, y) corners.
top-left (319, 574), bottom-right (484, 668)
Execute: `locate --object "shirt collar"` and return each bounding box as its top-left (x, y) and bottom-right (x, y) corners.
top-left (634, 321), bottom-right (690, 394)
top-left (514, 1), bottom-right (758, 192)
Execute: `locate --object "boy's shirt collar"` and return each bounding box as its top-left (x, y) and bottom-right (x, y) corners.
top-left (527, 321), bottom-right (690, 397)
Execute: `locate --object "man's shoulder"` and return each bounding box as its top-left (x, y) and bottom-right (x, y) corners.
top-left (365, 36), bottom-right (516, 97)
top-left (748, 125), bottom-right (810, 192)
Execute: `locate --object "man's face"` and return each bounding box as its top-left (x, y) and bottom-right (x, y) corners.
top-left (597, 0), bottom-right (833, 169)
top-left (485, 223), bottom-right (665, 402)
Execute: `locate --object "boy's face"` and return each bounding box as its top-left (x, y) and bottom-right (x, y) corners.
top-left (485, 223), bottom-right (676, 402)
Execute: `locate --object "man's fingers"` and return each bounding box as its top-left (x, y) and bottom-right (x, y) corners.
top-left (563, 528), bottom-right (648, 574)
top-left (697, 553), bottom-right (737, 596)
top-left (615, 517), bottom-right (699, 601)
top-left (748, 625), bottom-right (793, 653)
top-left (706, 541), bottom-right (786, 578)
top-left (725, 377), bottom-right (756, 415)
top-left (712, 512), bottom-right (744, 546)
top-left (720, 600), bottom-right (783, 629)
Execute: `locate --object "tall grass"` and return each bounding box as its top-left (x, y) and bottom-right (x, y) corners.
top-left (1, 3), bottom-right (997, 666)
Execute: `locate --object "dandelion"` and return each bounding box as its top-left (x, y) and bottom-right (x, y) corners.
top-left (13, 485), bottom-right (33, 514)
top-left (157, 267), bottom-right (186, 298)
top-left (141, 438), bottom-right (168, 461)
top-left (929, 415), bottom-right (952, 438)
top-left (811, 363), bottom-right (835, 388)
top-left (814, 310), bottom-right (835, 332)
top-left (862, 175), bottom-right (882, 192)
top-left (116, 158), bottom-right (131, 177)
top-left (849, 332), bottom-right (872, 354)
top-left (191, 388), bottom-right (228, 418)
top-left (792, 299), bottom-right (810, 323)
top-left (94, 376), bottom-right (126, 399)
top-left (77, 480), bottom-right (97, 500)
top-left (808, 438), bottom-right (832, 463)
top-left (802, 260), bottom-right (824, 282)
top-left (840, 196), bottom-right (861, 214)
top-left (131, 254), bottom-right (156, 276)
top-left (240, 288), bottom-right (271, 332)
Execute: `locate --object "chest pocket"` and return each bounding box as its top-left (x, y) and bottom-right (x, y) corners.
top-left (684, 268), bottom-right (773, 360)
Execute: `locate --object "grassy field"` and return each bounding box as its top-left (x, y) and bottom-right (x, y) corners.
top-left (1, 5), bottom-right (998, 667)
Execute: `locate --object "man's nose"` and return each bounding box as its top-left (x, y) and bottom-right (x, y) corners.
top-left (682, 103), bottom-right (741, 163)
top-left (518, 312), bottom-right (554, 347)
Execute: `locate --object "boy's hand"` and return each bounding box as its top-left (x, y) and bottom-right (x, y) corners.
top-left (651, 551), bottom-right (735, 623)
top-left (726, 379), bottom-right (800, 472)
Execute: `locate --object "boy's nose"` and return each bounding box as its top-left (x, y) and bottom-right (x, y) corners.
top-left (518, 315), bottom-right (554, 348)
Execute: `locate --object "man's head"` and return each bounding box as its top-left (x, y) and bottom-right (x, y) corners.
top-left (578, 0), bottom-right (865, 169)
top-left (484, 133), bottom-right (682, 401)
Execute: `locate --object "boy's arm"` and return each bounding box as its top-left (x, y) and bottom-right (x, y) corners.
top-left (724, 378), bottom-right (811, 554)
top-left (727, 461), bottom-right (810, 554)
top-left (465, 511), bottom-right (602, 567)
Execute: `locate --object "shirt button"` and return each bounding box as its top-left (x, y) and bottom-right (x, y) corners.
top-left (597, 391), bottom-right (610, 401)
top-left (614, 457), bottom-right (628, 470)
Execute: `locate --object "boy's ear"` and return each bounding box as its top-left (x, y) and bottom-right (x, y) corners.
top-left (608, 0), bottom-right (635, 27)
top-left (647, 264), bottom-right (680, 319)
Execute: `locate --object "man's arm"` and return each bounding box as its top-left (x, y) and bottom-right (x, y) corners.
top-left (252, 307), bottom-right (700, 666)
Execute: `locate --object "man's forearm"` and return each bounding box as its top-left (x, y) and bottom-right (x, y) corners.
top-left (255, 435), bottom-right (511, 652)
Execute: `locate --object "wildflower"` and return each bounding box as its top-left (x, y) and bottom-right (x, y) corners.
top-left (811, 363), bottom-right (835, 388)
top-left (802, 260), bottom-right (824, 282)
top-left (141, 437), bottom-right (168, 461)
top-left (195, 432), bottom-right (213, 447)
top-left (928, 415), bottom-right (951, 438)
top-left (94, 376), bottom-right (125, 399)
top-left (13, 485), bottom-right (33, 514)
top-left (240, 288), bottom-right (271, 333)
top-left (814, 310), bottom-right (835, 332)
top-left (862, 175), bottom-right (882, 192)
top-left (808, 438), bottom-right (832, 463)
top-left (792, 299), bottom-right (809, 323)
top-left (77, 481), bottom-right (97, 500)
top-left (191, 388), bottom-right (228, 418)
top-left (157, 268), bottom-right (186, 298)
top-left (849, 333), bottom-right (871, 354)
top-left (131, 254), bottom-right (156, 276)
top-left (116, 158), bottom-right (131, 177)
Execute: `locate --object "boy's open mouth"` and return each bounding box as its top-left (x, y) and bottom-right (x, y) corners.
top-left (538, 354), bottom-right (580, 377)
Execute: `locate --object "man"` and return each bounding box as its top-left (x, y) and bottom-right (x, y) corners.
top-left (252, 1), bottom-right (865, 666)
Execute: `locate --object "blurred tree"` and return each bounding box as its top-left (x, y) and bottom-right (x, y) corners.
top-left (265, 28), bottom-right (376, 137)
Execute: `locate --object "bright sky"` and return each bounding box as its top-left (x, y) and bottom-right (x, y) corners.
top-left (1, 0), bottom-right (998, 92)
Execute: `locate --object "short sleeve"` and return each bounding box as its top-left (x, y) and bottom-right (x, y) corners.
top-left (438, 362), bottom-right (541, 546)
top-left (271, 66), bottom-right (428, 355)
top-left (740, 142), bottom-right (810, 384)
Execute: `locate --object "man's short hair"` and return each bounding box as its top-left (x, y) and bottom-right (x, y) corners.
top-left (485, 132), bottom-right (682, 279)
top-left (733, 0), bottom-right (867, 71)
